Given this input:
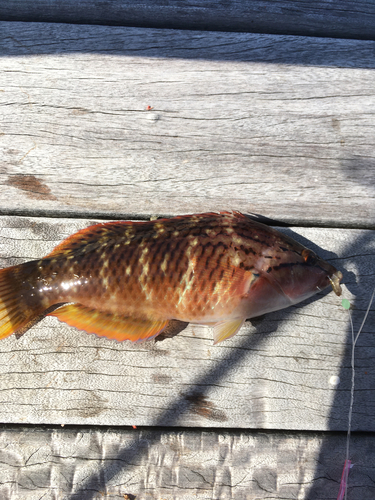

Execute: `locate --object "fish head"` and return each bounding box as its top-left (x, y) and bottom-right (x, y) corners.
top-left (256, 245), bottom-right (343, 307)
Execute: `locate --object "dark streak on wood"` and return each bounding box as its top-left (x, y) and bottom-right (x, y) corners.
top-left (185, 393), bottom-right (228, 422)
top-left (7, 174), bottom-right (56, 201)
top-left (152, 374), bottom-right (172, 384)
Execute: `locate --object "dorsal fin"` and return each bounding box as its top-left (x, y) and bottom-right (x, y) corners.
top-left (45, 212), bottom-right (248, 259)
top-left (45, 221), bottom-right (133, 257)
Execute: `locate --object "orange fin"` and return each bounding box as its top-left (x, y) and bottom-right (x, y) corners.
top-left (45, 221), bottom-right (134, 258)
top-left (49, 304), bottom-right (168, 343)
top-left (0, 262), bottom-right (45, 340)
top-left (212, 318), bottom-right (245, 344)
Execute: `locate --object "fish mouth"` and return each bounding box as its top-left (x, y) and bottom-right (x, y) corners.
top-left (328, 270), bottom-right (343, 296)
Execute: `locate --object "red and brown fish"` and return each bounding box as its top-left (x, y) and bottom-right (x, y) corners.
top-left (0, 212), bottom-right (342, 344)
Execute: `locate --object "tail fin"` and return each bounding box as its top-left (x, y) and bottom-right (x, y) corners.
top-left (0, 262), bottom-right (45, 340)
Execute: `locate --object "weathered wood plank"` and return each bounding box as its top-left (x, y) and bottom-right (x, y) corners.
top-left (1, 22), bottom-right (375, 227)
top-left (2, 20), bottom-right (375, 65)
top-left (0, 0), bottom-right (375, 40)
top-left (0, 216), bottom-right (374, 430)
top-left (0, 426), bottom-right (374, 500)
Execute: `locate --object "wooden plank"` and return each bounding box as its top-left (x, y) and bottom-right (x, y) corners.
top-left (1, 23), bottom-right (374, 227)
top-left (2, 20), bottom-right (375, 64)
top-left (0, 0), bottom-right (375, 40)
top-left (0, 215), bottom-right (374, 430)
top-left (0, 426), bottom-right (374, 500)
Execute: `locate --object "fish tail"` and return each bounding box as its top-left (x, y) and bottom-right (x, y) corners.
top-left (0, 262), bottom-right (45, 340)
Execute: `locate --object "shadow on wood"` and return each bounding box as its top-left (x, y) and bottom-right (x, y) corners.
top-left (1, 22), bottom-right (374, 69)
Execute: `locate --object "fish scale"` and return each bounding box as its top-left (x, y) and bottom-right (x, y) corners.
top-left (0, 212), bottom-right (342, 344)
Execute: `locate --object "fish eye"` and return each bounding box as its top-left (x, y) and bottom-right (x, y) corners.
top-left (302, 249), bottom-right (317, 265)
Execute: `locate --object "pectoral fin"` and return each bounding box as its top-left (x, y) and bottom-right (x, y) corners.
top-left (212, 318), bottom-right (245, 344)
top-left (49, 304), bottom-right (168, 343)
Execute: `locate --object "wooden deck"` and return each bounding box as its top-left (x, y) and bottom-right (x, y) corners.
top-left (0, 2), bottom-right (374, 499)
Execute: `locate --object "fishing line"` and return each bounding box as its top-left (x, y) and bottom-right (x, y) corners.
top-left (337, 286), bottom-right (375, 500)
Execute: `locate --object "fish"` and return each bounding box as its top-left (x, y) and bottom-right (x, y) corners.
top-left (0, 211), bottom-right (342, 344)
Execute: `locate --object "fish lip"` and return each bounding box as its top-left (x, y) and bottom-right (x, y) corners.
top-left (314, 257), bottom-right (343, 297)
top-left (328, 270), bottom-right (343, 296)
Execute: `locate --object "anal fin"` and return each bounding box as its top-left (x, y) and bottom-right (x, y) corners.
top-left (212, 318), bottom-right (245, 344)
top-left (49, 304), bottom-right (168, 343)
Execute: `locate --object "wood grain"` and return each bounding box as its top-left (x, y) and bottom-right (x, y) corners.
top-left (0, 0), bottom-right (374, 40)
top-left (1, 22), bottom-right (375, 227)
top-left (0, 426), bottom-right (374, 500)
top-left (0, 216), bottom-right (374, 431)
